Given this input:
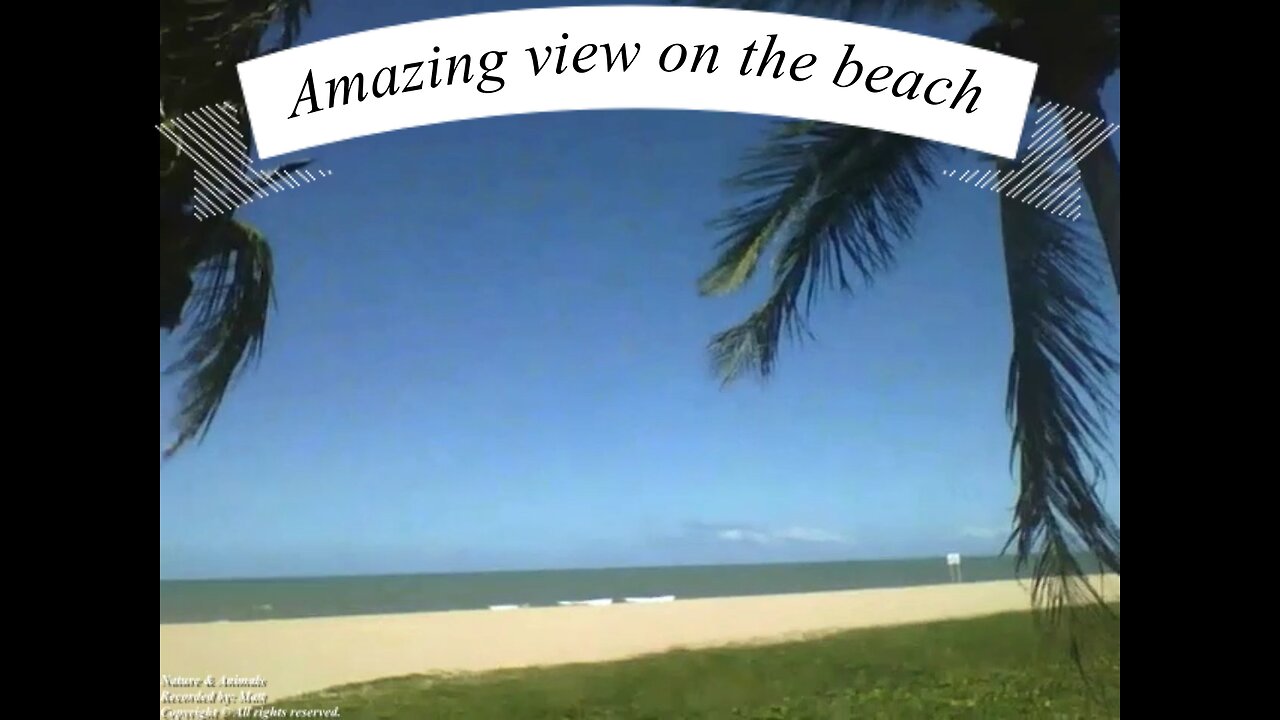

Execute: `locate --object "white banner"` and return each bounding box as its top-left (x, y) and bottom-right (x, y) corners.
top-left (237, 5), bottom-right (1038, 160)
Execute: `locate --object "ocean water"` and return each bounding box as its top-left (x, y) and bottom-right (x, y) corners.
top-left (159, 555), bottom-right (1041, 624)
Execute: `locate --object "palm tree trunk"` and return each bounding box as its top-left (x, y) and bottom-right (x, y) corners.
top-left (1074, 93), bottom-right (1120, 295)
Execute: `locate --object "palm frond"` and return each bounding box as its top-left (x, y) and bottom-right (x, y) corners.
top-left (272, 0), bottom-right (312, 51)
top-left (681, 0), bottom-right (966, 19)
top-left (997, 163), bottom-right (1120, 640)
top-left (160, 1), bottom-right (314, 458)
top-left (704, 123), bottom-right (943, 382)
top-left (160, 0), bottom-right (314, 140)
top-left (162, 219), bottom-right (275, 459)
top-left (697, 120), bottom-right (825, 297)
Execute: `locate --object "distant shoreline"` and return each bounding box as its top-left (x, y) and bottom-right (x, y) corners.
top-left (163, 555), bottom-right (1108, 624)
top-left (159, 576), bottom-right (1119, 706)
top-left (159, 554), bottom-right (1025, 584)
top-left (157, 580), bottom-right (1017, 627)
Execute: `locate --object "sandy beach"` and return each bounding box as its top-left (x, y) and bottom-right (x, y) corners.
top-left (159, 576), bottom-right (1118, 709)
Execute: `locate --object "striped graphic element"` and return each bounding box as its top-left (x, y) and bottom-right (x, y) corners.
top-left (944, 102), bottom-right (1119, 222)
top-left (157, 102), bottom-right (333, 221)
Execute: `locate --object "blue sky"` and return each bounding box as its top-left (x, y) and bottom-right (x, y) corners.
top-left (159, 0), bottom-right (1120, 580)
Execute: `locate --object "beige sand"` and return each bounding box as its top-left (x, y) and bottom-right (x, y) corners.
top-left (159, 576), bottom-right (1118, 708)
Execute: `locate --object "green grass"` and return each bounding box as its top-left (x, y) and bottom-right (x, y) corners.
top-left (270, 605), bottom-right (1119, 719)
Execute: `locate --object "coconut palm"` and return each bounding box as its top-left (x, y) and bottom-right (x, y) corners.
top-left (691, 0), bottom-right (1120, 635)
top-left (160, 0), bottom-right (313, 458)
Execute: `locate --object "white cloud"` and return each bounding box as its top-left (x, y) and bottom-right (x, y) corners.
top-left (960, 526), bottom-right (1005, 540)
top-left (775, 527), bottom-right (850, 544)
top-left (716, 528), bottom-right (772, 544)
top-left (715, 526), bottom-right (852, 546)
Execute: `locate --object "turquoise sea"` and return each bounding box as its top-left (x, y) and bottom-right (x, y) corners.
top-left (160, 555), bottom-right (1038, 624)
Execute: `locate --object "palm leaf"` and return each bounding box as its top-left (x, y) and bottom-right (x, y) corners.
top-left (997, 161), bottom-right (1120, 640)
top-left (160, 1), bottom-right (313, 458)
top-left (160, 0), bottom-right (314, 147)
top-left (704, 123), bottom-right (942, 382)
top-left (162, 219), bottom-right (275, 459)
top-left (268, 0), bottom-right (312, 51)
top-left (683, 0), bottom-right (966, 18)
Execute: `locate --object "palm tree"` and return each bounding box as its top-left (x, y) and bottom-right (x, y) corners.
top-left (692, 0), bottom-right (1120, 637)
top-left (160, 0), bottom-right (313, 458)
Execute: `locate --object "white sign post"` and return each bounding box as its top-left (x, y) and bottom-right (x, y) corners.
top-left (946, 553), bottom-right (962, 583)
